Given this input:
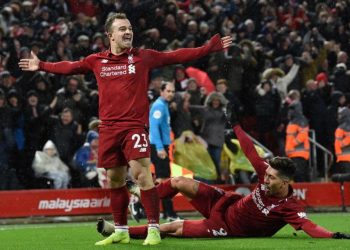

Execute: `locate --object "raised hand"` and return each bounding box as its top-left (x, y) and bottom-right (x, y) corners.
top-left (18, 51), bottom-right (40, 71)
top-left (221, 36), bottom-right (233, 49)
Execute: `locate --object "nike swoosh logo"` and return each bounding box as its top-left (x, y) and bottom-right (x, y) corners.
top-left (130, 204), bottom-right (138, 215)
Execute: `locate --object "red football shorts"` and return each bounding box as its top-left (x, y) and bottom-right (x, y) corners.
top-left (182, 182), bottom-right (242, 238)
top-left (98, 124), bottom-right (150, 168)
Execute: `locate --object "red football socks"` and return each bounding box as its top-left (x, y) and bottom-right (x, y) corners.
top-left (141, 187), bottom-right (160, 224)
top-left (110, 186), bottom-right (129, 226)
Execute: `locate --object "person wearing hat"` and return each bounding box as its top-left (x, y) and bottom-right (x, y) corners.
top-left (32, 140), bottom-right (71, 189)
top-left (185, 91), bottom-right (229, 183)
top-left (333, 62), bottom-right (350, 95)
top-left (88, 117), bottom-right (101, 132)
top-left (262, 62), bottom-right (300, 100)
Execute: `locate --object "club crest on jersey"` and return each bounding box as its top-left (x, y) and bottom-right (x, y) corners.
top-left (128, 64), bottom-right (136, 74)
top-left (128, 54), bottom-right (134, 64)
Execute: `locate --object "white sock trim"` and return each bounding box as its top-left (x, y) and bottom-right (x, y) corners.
top-left (148, 224), bottom-right (159, 229)
top-left (115, 225), bottom-right (129, 232)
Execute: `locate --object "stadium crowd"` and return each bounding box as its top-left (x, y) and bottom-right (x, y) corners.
top-left (1, 0), bottom-right (350, 190)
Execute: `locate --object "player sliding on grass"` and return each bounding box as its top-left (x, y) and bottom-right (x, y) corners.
top-left (19, 12), bottom-right (232, 246)
top-left (97, 112), bottom-right (350, 240)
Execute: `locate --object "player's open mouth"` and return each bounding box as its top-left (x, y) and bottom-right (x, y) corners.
top-left (123, 37), bottom-right (132, 41)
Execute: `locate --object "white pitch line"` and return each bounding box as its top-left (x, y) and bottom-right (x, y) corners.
top-left (0, 222), bottom-right (93, 231)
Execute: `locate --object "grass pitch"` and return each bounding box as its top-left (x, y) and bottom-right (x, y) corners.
top-left (0, 213), bottom-right (349, 249)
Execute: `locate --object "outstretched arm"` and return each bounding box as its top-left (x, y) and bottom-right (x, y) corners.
top-left (232, 124), bottom-right (267, 179)
top-left (18, 51), bottom-right (91, 75)
top-left (301, 220), bottom-right (333, 238)
top-left (302, 220), bottom-right (350, 239)
top-left (144, 34), bottom-right (232, 68)
top-left (284, 202), bottom-right (350, 239)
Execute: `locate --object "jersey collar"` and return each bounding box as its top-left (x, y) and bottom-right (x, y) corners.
top-left (106, 47), bottom-right (133, 57)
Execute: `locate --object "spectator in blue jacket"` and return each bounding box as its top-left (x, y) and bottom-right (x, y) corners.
top-left (74, 130), bottom-right (106, 188)
top-left (149, 81), bottom-right (180, 221)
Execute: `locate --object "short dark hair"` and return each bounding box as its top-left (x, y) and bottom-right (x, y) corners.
top-left (268, 156), bottom-right (296, 180)
top-left (160, 81), bottom-right (173, 91)
top-left (104, 13), bottom-right (128, 33)
top-left (62, 107), bottom-right (73, 115)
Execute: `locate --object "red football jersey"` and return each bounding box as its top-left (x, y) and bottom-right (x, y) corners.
top-left (39, 35), bottom-right (223, 126)
top-left (225, 126), bottom-right (309, 237)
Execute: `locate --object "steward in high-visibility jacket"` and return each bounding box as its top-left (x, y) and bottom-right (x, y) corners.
top-left (334, 107), bottom-right (350, 174)
top-left (285, 101), bottom-right (310, 182)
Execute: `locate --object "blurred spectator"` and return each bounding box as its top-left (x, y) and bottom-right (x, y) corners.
top-left (32, 76), bottom-right (54, 105)
top-left (23, 91), bottom-right (57, 166)
top-left (279, 54), bottom-right (303, 93)
top-left (147, 72), bottom-right (163, 104)
top-left (47, 108), bottom-right (84, 167)
top-left (0, 88), bottom-right (20, 190)
top-left (262, 62), bottom-right (300, 100)
top-left (32, 140), bottom-right (71, 189)
top-left (302, 79), bottom-right (328, 176)
top-left (173, 65), bottom-right (189, 92)
top-left (186, 92), bottom-right (228, 183)
top-left (254, 80), bottom-right (281, 155)
top-left (55, 76), bottom-right (89, 125)
top-left (334, 107), bottom-right (350, 175)
top-left (332, 63), bottom-right (350, 95)
top-left (315, 72), bottom-right (332, 105)
top-left (161, 13), bottom-right (180, 44)
top-left (170, 91), bottom-right (194, 138)
top-left (144, 28), bottom-right (167, 51)
top-left (326, 91), bottom-right (346, 151)
top-left (0, 70), bottom-right (16, 95)
top-left (66, 0), bottom-right (100, 17)
top-left (285, 101), bottom-right (310, 182)
top-left (6, 89), bottom-right (29, 187)
top-left (74, 130), bottom-right (106, 188)
top-left (185, 78), bottom-right (204, 133)
top-left (216, 78), bottom-right (243, 120)
top-left (72, 34), bottom-right (93, 60)
top-left (91, 32), bottom-right (107, 53)
top-left (276, 89), bottom-right (301, 156)
top-left (299, 43), bottom-right (328, 86)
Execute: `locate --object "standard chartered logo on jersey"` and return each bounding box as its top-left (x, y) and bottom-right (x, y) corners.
top-left (252, 184), bottom-right (279, 216)
top-left (100, 54), bottom-right (136, 77)
top-left (100, 64), bottom-right (136, 77)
